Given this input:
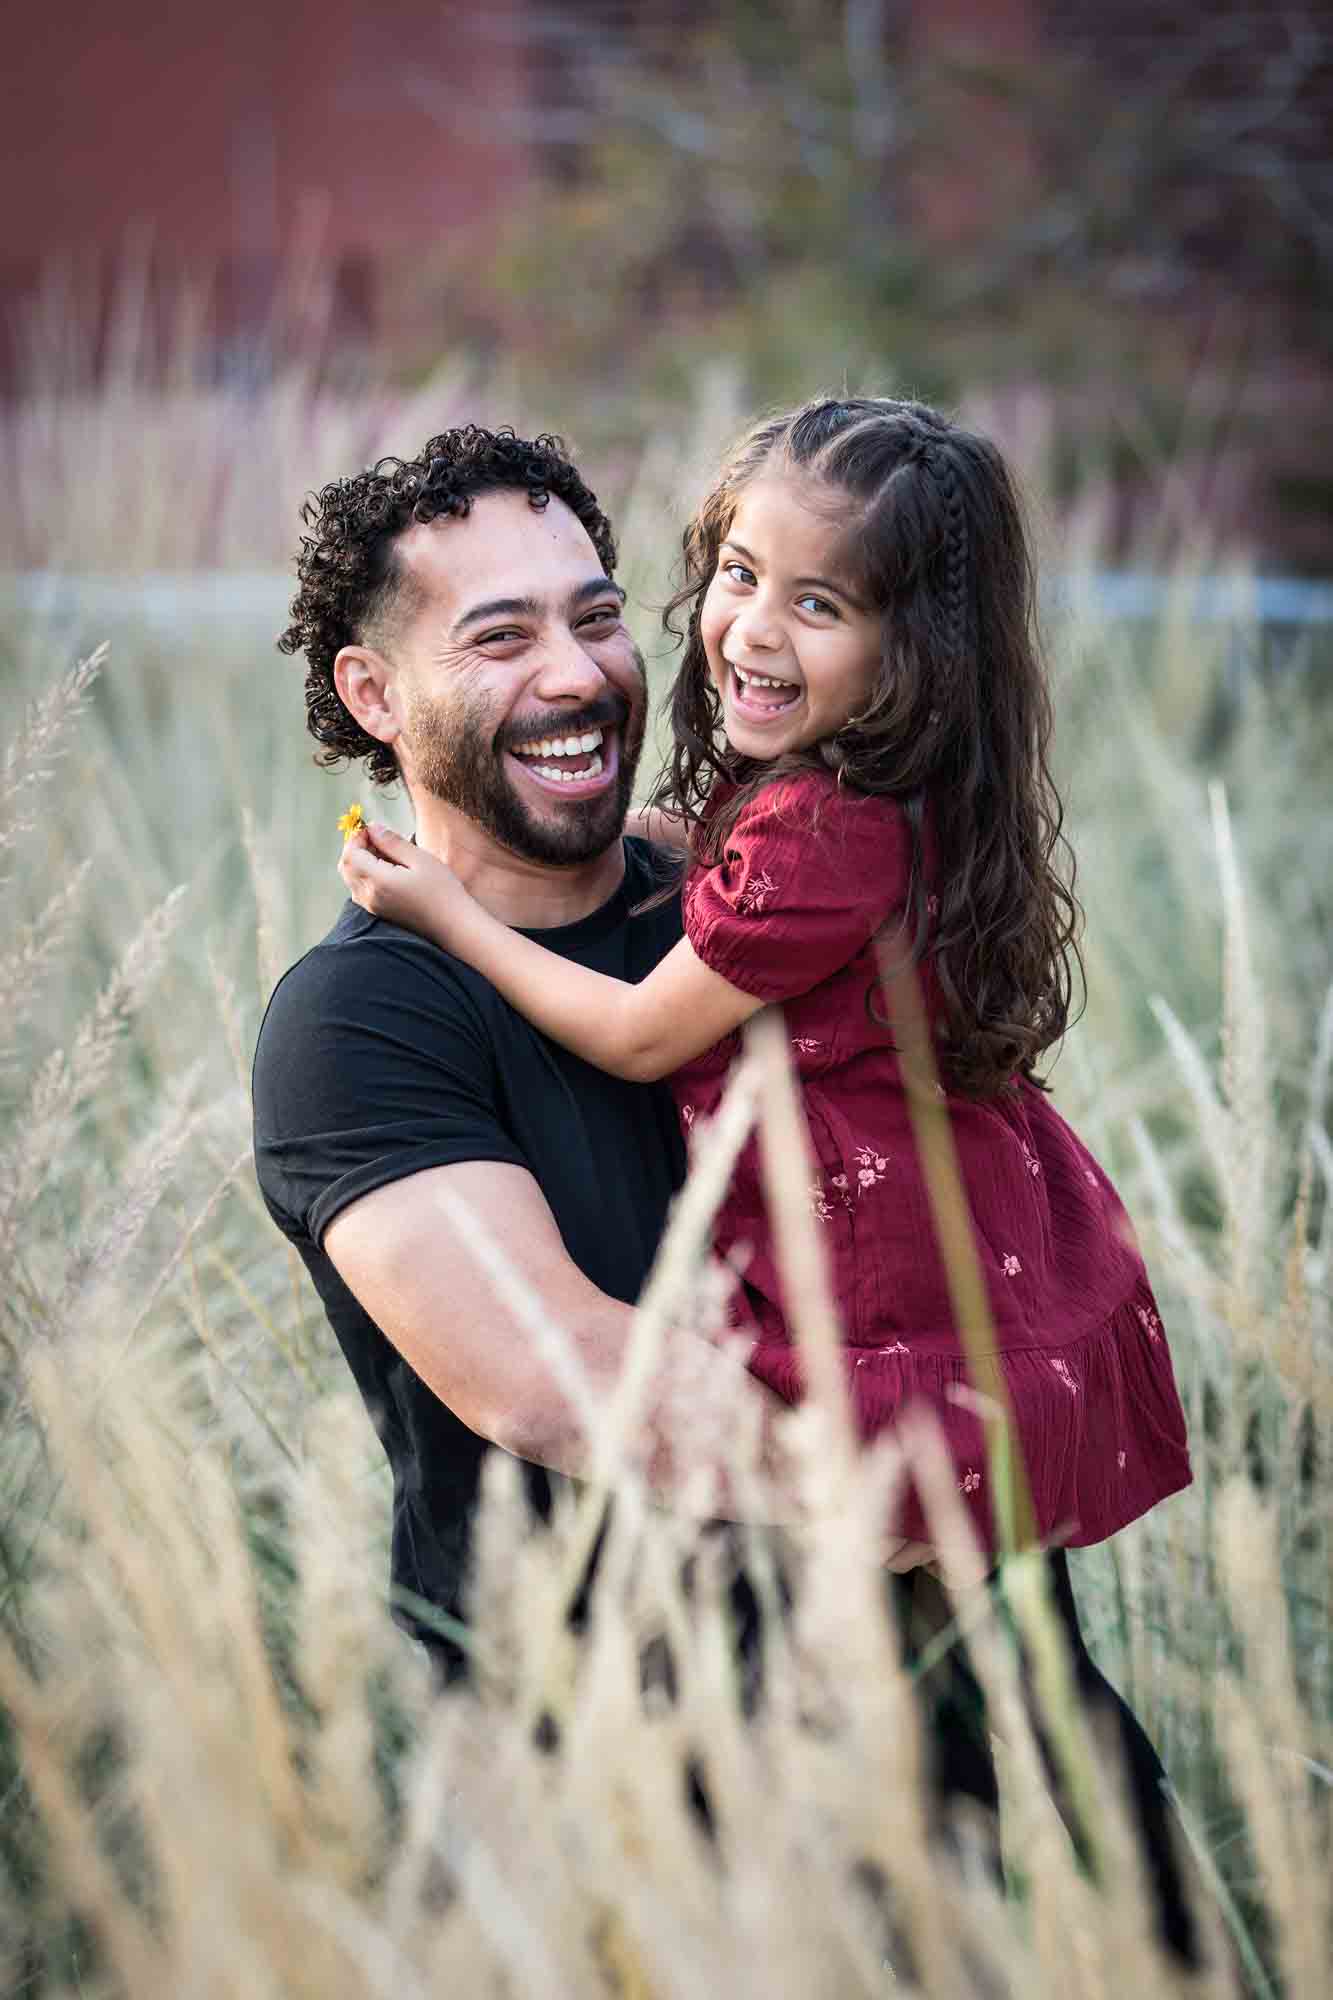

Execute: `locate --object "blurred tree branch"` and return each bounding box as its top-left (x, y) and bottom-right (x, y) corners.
top-left (390, 1), bottom-right (1332, 561)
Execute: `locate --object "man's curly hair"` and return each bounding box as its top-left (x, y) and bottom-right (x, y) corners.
top-left (278, 425), bottom-right (618, 787)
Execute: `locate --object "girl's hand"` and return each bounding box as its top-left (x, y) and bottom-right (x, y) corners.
top-left (339, 821), bottom-right (472, 944)
top-left (882, 1538), bottom-right (937, 1574)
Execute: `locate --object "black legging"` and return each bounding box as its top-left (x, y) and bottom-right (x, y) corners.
top-left (884, 1549), bottom-right (1201, 1969)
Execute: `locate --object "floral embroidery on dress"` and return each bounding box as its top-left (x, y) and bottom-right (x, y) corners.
top-left (808, 1139), bottom-right (891, 1221)
top-left (1001, 1253), bottom-right (1022, 1277)
top-left (1050, 1356), bottom-right (1079, 1395)
top-left (960, 1468), bottom-right (981, 1493)
top-left (809, 1181), bottom-right (838, 1222)
top-left (1135, 1304), bottom-right (1163, 1343)
top-left (810, 1172), bottom-right (853, 1220)
top-left (735, 868), bottom-right (778, 916)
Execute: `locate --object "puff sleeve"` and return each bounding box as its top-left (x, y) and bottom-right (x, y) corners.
top-left (683, 772), bottom-right (914, 1003)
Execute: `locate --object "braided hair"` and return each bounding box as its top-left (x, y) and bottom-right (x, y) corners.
top-left (654, 396), bottom-right (1082, 1098)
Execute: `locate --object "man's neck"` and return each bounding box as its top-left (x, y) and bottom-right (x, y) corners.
top-left (411, 795), bottom-right (627, 931)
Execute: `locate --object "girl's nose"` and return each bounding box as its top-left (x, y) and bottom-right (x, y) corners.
top-left (732, 601), bottom-right (783, 653)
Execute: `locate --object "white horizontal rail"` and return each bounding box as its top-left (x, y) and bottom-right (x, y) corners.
top-left (5, 569), bottom-right (1333, 629)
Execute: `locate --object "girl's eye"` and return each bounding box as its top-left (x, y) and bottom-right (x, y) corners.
top-left (722, 561), bottom-right (756, 587)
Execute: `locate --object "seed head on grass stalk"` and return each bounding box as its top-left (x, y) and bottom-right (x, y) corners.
top-left (0, 905), bottom-right (190, 1362)
top-left (0, 643), bottom-right (106, 858)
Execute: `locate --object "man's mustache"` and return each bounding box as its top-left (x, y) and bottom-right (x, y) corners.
top-left (496, 690), bottom-right (633, 751)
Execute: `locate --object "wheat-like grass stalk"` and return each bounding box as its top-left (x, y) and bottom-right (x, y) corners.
top-left (0, 883), bottom-right (188, 1281)
top-left (0, 643), bottom-right (106, 854)
top-left (0, 858), bottom-right (92, 1071)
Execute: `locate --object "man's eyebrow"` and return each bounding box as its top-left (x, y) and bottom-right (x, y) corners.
top-left (722, 539), bottom-right (864, 607)
top-left (450, 593), bottom-right (540, 639)
top-left (450, 576), bottom-right (624, 639)
top-left (570, 575), bottom-right (626, 611)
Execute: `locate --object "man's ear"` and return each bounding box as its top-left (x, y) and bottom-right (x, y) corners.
top-left (334, 645), bottom-right (402, 747)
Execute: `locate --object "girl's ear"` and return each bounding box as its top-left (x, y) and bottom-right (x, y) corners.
top-left (334, 646), bottom-right (401, 747)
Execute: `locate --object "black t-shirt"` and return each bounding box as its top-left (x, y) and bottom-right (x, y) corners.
top-left (251, 837), bottom-right (685, 1662)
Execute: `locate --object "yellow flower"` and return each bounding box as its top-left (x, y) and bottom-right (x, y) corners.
top-left (337, 803), bottom-right (366, 843)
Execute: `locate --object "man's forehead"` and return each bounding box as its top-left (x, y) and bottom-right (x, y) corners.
top-left (396, 489), bottom-right (602, 612)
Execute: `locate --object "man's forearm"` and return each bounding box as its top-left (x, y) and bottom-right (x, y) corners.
top-left (623, 805), bottom-right (690, 855)
top-left (324, 1163), bottom-right (793, 1523)
top-left (491, 1320), bottom-right (794, 1524)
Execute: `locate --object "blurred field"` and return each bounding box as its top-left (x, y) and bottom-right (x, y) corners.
top-left (1, 349), bottom-right (1330, 1997)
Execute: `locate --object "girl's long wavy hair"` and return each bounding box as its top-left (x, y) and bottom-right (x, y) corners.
top-left (651, 395), bottom-right (1083, 1099)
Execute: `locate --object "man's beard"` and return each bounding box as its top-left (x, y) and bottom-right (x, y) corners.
top-left (405, 659), bottom-right (647, 867)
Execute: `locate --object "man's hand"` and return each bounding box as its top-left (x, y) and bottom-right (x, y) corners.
top-left (882, 1538), bottom-right (937, 1574)
top-left (323, 1158), bottom-right (788, 1517)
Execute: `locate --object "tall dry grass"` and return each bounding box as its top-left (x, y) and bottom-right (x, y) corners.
top-left (1, 362), bottom-right (1330, 1996)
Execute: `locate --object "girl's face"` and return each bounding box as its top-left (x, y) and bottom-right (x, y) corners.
top-left (699, 472), bottom-right (882, 761)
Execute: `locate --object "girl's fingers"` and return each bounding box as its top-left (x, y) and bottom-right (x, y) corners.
top-left (341, 843), bottom-right (398, 882)
top-left (340, 825), bottom-right (408, 878)
top-left (367, 821), bottom-right (412, 858)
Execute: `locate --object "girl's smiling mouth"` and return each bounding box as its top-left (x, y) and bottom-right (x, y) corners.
top-left (728, 661), bottom-right (803, 719)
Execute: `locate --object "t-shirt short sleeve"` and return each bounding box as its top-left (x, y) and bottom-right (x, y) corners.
top-left (253, 930), bottom-right (525, 1248)
top-left (683, 773), bottom-right (913, 1003)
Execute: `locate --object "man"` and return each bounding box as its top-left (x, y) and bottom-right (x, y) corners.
top-left (253, 424), bottom-right (771, 1679)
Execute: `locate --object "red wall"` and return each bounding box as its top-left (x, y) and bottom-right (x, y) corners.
top-left (4, 0), bottom-right (529, 324)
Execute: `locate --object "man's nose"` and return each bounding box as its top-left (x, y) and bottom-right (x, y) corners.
top-left (532, 627), bottom-right (612, 701)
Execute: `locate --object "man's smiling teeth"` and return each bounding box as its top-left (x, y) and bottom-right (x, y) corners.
top-left (511, 726), bottom-right (605, 759)
top-left (733, 664), bottom-right (797, 692)
top-left (528, 752), bottom-right (604, 783)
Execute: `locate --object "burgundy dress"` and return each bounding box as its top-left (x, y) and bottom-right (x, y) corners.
top-left (674, 768), bottom-right (1192, 1553)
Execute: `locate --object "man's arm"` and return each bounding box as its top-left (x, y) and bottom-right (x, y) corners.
top-left (323, 1157), bottom-right (786, 1514)
top-left (624, 805), bottom-right (690, 854)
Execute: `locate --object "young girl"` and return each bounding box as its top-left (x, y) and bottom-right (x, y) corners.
top-left (341, 398), bottom-right (1205, 1966)
top-left (340, 394), bottom-right (1192, 1563)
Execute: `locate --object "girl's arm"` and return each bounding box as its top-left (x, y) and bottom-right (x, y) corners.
top-left (624, 803), bottom-right (691, 854)
top-left (341, 823), bottom-right (763, 1082)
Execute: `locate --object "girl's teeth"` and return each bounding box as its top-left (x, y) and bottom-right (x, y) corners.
top-left (735, 666), bottom-right (796, 692)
